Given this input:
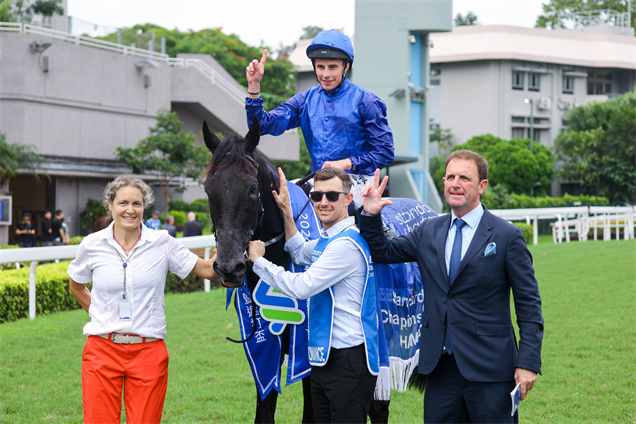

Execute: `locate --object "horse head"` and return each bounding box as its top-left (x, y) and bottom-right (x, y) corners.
top-left (203, 119), bottom-right (280, 287)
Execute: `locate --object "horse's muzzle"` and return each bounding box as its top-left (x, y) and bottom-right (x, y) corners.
top-left (214, 258), bottom-right (247, 287)
top-left (221, 279), bottom-right (244, 288)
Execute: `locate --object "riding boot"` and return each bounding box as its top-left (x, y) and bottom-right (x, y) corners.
top-left (301, 376), bottom-right (315, 423)
top-left (255, 388), bottom-right (278, 424)
top-left (368, 399), bottom-right (390, 424)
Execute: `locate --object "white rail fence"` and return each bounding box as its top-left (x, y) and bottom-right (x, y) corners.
top-left (0, 235), bottom-right (217, 320)
top-left (490, 206), bottom-right (635, 245)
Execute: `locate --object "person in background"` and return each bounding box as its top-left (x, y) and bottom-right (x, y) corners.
top-left (182, 212), bottom-right (202, 237)
top-left (52, 209), bottom-right (68, 245)
top-left (145, 209), bottom-right (161, 230)
top-left (61, 218), bottom-right (70, 244)
top-left (161, 215), bottom-right (177, 237)
top-left (68, 174), bottom-right (217, 424)
top-left (245, 29), bottom-right (394, 205)
top-left (40, 209), bottom-right (54, 246)
top-left (16, 212), bottom-right (36, 247)
top-left (357, 151), bottom-right (544, 423)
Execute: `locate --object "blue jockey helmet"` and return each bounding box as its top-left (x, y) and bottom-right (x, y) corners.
top-left (306, 29), bottom-right (354, 65)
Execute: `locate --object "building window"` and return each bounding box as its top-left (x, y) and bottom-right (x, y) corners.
top-left (562, 76), bottom-right (574, 94)
top-left (512, 71), bottom-right (524, 90)
top-left (587, 72), bottom-right (612, 95)
top-left (511, 115), bottom-right (549, 142)
top-left (511, 128), bottom-right (526, 139)
top-left (528, 73), bottom-right (541, 91)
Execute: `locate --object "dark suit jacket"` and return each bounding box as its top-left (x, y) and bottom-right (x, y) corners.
top-left (358, 207), bottom-right (543, 382)
top-left (183, 220), bottom-right (202, 237)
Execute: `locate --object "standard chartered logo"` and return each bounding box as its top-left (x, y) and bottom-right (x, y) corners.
top-left (253, 280), bottom-right (306, 335)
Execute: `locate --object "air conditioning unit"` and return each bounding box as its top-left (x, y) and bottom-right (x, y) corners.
top-left (536, 97), bottom-right (551, 110)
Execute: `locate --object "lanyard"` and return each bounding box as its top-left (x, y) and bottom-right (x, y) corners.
top-left (115, 247), bottom-right (139, 299)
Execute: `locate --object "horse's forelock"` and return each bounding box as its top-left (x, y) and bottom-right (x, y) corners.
top-left (206, 133), bottom-right (256, 177)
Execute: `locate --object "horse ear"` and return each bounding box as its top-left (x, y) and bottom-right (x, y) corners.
top-left (202, 121), bottom-right (220, 153)
top-left (245, 118), bottom-right (260, 153)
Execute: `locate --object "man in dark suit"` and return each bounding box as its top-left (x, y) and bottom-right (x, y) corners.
top-left (357, 150), bottom-right (543, 423)
top-left (183, 212), bottom-right (202, 237)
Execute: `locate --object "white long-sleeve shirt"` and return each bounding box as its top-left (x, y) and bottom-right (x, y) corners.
top-left (252, 217), bottom-right (367, 349)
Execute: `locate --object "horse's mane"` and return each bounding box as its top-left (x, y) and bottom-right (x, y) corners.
top-left (206, 133), bottom-right (261, 177)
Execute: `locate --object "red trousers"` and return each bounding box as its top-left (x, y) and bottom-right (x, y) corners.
top-left (82, 335), bottom-right (169, 424)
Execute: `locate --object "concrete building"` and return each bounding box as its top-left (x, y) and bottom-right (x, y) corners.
top-left (427, 25), bottom-right (636, 153)
top-left (0, 24), bottom-right (298, 245)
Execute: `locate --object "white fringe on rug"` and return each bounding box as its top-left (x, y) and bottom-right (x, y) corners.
top-left (374, 350), bottom-right (420, 400)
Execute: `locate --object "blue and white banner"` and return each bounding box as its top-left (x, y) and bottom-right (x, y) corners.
top-left (374, 198), bottom-right (437, 399)
top-left (227, 181), bottom-right (320, 399)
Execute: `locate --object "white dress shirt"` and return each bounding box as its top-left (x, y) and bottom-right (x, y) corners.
top-left (444, 204), bottom-right (485, 274)
top-left (67, 222), bottom-right (199, 339)
top-left (252, 216), bottom-right (367, 349)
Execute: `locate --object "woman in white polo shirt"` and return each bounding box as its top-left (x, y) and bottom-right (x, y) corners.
top-left (68, 174), bottom-right (217, 424)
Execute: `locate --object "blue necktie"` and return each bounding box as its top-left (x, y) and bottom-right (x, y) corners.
top-left (444, 218), bottom-right (466, 354)
top-left (449, 219), bottom-right (466, 283)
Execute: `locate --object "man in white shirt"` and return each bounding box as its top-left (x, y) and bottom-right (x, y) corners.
top-left (248, 166), bottom-right (381, 424)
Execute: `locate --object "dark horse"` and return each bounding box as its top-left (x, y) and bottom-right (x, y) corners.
top-left (202, 119), bottom-right (314, 423)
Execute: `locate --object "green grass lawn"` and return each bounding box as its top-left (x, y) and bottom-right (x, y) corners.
top-left (0, 239), bottom-right (634, 423)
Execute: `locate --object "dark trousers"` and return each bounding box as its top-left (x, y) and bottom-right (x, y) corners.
top-left (424, 354), bottom-right (518, 424)
top-left (310, 344), bottom-right (377, 424)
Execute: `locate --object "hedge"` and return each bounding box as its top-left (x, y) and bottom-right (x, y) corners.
top-left (513, 222), bottom-right (533, 245)
top-left (0, 261), bottom-right (81, 323)
top-left (480, 185), bottom-right (610, 210)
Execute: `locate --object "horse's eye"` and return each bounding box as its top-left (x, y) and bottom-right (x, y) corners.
top-left (249, 185), bottom-right (258, 197)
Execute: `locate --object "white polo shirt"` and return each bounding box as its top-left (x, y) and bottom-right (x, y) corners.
top-left (67, 222), bottom-right (199, 339)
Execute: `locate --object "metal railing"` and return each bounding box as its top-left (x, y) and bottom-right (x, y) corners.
top-left (0, 22), bottom-right (248, 103)
top-left (489, 206), bottom-right (635, 245)
top-left (0, 22), bottom-right (169, 61)
top-left (0, 235), bottom-right (217, 320)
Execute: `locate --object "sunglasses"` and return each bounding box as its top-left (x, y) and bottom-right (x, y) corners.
top-left (309, 191), bottom-right (348, 202)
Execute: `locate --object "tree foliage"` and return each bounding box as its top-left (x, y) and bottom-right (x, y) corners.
top-left (535, 0), bottom-right (635, 29)
top-left (554, 92), bottom-right (636, 204)
top-left (0, 0), bottom-right (63, 22)
top-left (0, 132), bottom-right (44, 187)
top-left (300, 25), bottom-right (324, 39)
top-left (455, 11), bottom-right (479, 26)
top-left (435, 134), bottom-right (554, 196)
top-left (115, 109), bottom-right (211, 214)
top-left (98, 24), bottom-right (296, 101)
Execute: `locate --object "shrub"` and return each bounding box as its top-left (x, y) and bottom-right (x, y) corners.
top-left (68, 236), bottom-right (83, 245)
top-left (79, 198), bottom-right (109, 234)
top-left (0, 261), bottom-right (81, 323)
top-left (513, 222), bottom-right (533, 244)
top-left (169, 199), bottom-right (190, 211)
top-left (194, 211), bottom-right (210, 231)
top-left (171, 210), bottom-right (187, 226)
top-left (190, 198), bottom-right (210, 213)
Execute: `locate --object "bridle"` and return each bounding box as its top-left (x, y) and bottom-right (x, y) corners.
top-left (210, 154), bottom-right (264, 246)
